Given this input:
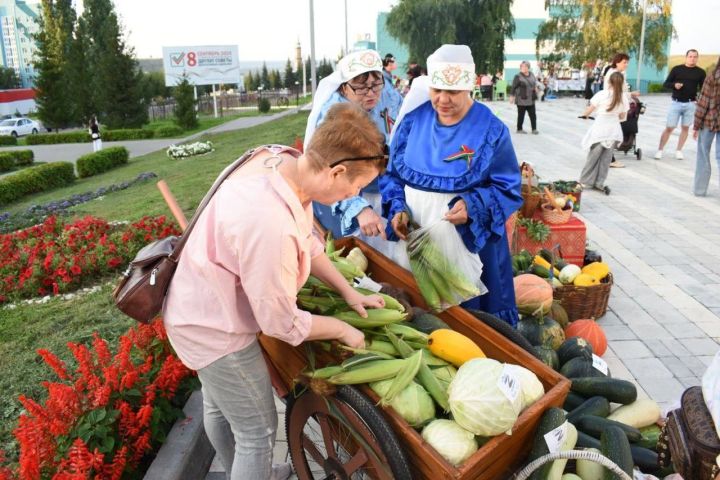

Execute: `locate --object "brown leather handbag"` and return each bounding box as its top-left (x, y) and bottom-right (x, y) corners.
top-left (113, 145), bottom-right (292, 322)
top-left (658, 386), bottom-right (720, 480)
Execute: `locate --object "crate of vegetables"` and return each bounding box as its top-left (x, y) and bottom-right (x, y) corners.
top-left (259, 237), bottom-right (570, 480)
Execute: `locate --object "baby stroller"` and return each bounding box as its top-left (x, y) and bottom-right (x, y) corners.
top-left (616, 98), bottom-right (646, 159)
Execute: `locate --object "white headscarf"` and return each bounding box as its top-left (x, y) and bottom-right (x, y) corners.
top-left (304, 50), bottom-right (383, 149)
top-left (390, 45), bottom-right (476, 142)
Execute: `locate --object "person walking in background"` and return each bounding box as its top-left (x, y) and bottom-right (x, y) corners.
top-left (578, 72), bottom-right (629, 195)
top-left (603, 52), bottom-right (639, 168)
top-left (510, 61), bottom-right (540, 134)
top-left (381, 53), bottom-right (403, 115)
top-left (655, 49), bottom-right (707, 160)
top-left (592, 59), bottom-right (604, 94)
top-left (89, 116), bottom-right (101, 152)
top-left (692, 57), bottom-right (719, 196)
top-left (584, 67), bottom-right (595, 105)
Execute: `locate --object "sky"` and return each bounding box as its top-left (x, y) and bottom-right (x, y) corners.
top-left (112, 0), bottom-right (716, 62)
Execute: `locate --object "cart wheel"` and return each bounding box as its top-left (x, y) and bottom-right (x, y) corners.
top-left (286, 384), bottom-right (412, 480)
top-left (636, 148), bottom-right (642, 160)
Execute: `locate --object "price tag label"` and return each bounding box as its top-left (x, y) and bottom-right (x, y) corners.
top-left (544, 421), bottom-right (568, 453)
top-left (353, 276), bottom-right (382, 293)
top-left (592, 354), bottom-right (609, 375)
top-left (498, 365), bottom-right (521, 404)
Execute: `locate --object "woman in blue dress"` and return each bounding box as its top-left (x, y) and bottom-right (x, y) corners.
top-left (380, 45), bottom-right (522, 325)
top-left (305, 50), bottom-right (400, 244)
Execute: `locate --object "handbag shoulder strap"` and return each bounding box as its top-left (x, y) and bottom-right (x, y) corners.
top-left (169, 144), bottom-right (299, 260)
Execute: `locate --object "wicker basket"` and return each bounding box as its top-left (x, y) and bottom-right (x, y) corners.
top-left (554, 273), bottom-right (613, 321)
top-left (521, 185), bottom-right (542, 218)
top-left (540, 203), bottom-right (572, 224)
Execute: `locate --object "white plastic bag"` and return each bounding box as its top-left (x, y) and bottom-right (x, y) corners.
top-left (406, 218), bottom-right (487, 312)
top-left (702, 349), bottom-right (720, 439)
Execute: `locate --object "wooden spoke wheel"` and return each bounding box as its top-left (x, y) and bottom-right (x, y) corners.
top-left (286, 385), bottom-right (412, 480)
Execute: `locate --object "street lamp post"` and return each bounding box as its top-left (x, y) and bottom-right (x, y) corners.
top-left (636, 0), bottom-right (648, 92)
top-left (295, 81), bottom-right (299, 107)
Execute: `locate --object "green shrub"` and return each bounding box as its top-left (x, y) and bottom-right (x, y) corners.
top-left (76, 146), bottom-right (129, 178)
top-left (648, 82), bottom-right (665, 93)
top-left (101, 129), bottom-right (155, 141)
top-left (0, 135), bottom-right (17, 146)
top-left (173, 74), bottom-right (199, 130)
top-left (0, 150), bottom-right (34, 172)
top-left (26, 131), bottom-right (90, 145)
top-left (0, 162), bottom-right (75, 206)
top-left (153, 125), bottom-right (184, 138)
top-left (258, 98), bottom-right (271, 113)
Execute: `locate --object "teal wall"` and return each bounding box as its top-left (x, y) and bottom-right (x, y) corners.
top-left (376, 12), bottom-right (410, 73)
top-left (514, 18), bottom-right (544, 40)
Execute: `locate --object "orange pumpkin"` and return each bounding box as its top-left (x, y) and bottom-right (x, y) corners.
top-left (564, 319), bottom-right (607, 356)
top-left (514, 274), bottom-right (553, 315)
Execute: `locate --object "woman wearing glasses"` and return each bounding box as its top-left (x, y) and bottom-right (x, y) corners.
top-left (163, 103), bottom-right (387, 480)
top-left (305, 49), bottom-right (400, 243)
top-left (380, 45), bottom-right (522, 326)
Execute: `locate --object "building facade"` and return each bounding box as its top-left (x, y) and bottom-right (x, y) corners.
top-left (0, 0), bottom-right (41, 88)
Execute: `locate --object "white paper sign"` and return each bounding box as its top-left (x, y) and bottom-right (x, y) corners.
top-left (544, 421), bottom-right (569, 453)
top-left (353, 276), bottom-right (382, 293)
top-left (498, 365), bottom-right (521, 404)
top-left (592, 354), bottom-right (609, 375)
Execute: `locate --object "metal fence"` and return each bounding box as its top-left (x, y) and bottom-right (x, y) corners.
top-left (147, 91), bottom-right (299, 121)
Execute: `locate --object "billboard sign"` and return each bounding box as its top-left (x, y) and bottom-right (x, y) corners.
top-left (162, 45), bottom-right (241, 86)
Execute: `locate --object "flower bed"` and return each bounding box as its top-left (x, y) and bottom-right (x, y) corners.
top-left (0, 215), bottom-right (180, 304)
top-left (166, 141), bottom-right (214, 159)
top-left (0, 318), bottom-right (198, 479)
top-left (0, 172), bottom-right (157, 234)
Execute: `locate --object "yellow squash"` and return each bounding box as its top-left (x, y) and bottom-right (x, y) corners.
top-left (581, 262), bottom-right (610, 281)
top-left (428, 329), bottom-right (485, 367)
top-left (573, 273), bottom-right (599, 287)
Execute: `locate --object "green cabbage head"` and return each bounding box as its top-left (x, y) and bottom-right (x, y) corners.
top-left (421, 419), bottom-right (478, 466)
top-left (370, 380), bottom-right (435, 428)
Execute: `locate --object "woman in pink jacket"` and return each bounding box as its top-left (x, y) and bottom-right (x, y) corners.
top-left (163, 103), bottom-right (387, 480)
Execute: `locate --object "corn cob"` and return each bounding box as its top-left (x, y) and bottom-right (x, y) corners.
top-left (308, 365), bottom-right (344, 379)
top-left (421, 348), bottom-right (451, 367)
top-left (410, 258), bottom-right (442, 310)
top-left (385, 329), bottom-right (450, 411)
top-left (365, 339), bottom-right (400, 356)
top-left (339, 345), bottom-right (395, 360)
top-left (386, 323), bottom-right (429, 344)
top-left (426, 267), bottom-right (457, 305)
top-left (297, 295), bottom-right (347, 315)
top-left (333, 308), bottom-right (406, 328)
top-left (354, 287), bottom-right (405, 312)
top-left (332, 259), bottom-right (365, 280)
top-left (379, 349), bottom-right (423, 405)
top-left (341, 352), bottom-right (393, 369)
top-left (327, 358), bottom-right (408, 385)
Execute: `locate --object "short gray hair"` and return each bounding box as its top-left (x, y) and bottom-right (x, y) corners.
top-left (520, 60), bottom-right (531, 68)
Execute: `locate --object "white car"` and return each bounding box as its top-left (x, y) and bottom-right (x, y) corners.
top-left (0, 117), bottom-right (40, 137)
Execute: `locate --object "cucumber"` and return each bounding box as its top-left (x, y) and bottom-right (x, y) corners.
top-left (563, 391), bottom-right (587, 411)
top-left (600, 426), bottom-right (633, 479)
top-left (637, 424), bottom-right (661, 451)
top-left (560, 357), bottom-right (607, 379)
top-left (576, 431), bottom-right (602, 449)
top-left (567, 396), bottom-right (610, 424)
top-left (630, 444), bottom-right (660, 474)
top-left (527, 407), bottom-right (567, 480)
top-left (576, 447), bottom-right (604, 480)
top-left (571, 377), bottom-right (637, 405)
top-left (575, 415), bottom-right (642, 443)
top-left (557, 336), bottom-right (593, 365)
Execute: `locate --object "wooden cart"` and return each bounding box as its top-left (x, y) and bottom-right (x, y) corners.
top-left (259, 238), bottom-right (570, 480)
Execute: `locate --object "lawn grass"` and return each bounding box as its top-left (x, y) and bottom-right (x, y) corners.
top-left (0, 111), bottom-right (310, 459)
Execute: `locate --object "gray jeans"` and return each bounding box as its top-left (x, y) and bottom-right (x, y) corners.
top-left (580, 142), bottom-right (614, 188)
top-left (693, 128), bottom-right (720, 196)
top-left (197, 340), bottom-right (278, 480)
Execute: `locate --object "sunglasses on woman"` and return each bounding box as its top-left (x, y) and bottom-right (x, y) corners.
top-left (329, 144), bottom-right (389, 168)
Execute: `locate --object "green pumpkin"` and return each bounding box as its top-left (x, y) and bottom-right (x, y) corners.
top-left (518, 316), bottom-right (566, 350)
top-left (534, 345), bottom-right (560, 370)
top-left (549, 300), bottom-right (569, 328)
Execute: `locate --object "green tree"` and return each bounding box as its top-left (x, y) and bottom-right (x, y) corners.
top-left (0, 67), bottom-right (20, 89)
top-left (78, 0), bottom-right (147, 128)
top-left (34, 0), bottom-right (76, 130)
top-left (386, 0), bottom-right (514, 73)
top-left (138, 70), bottom-right (171, 101)
top-left (268, 69), bottom-right (280, 90)
top-left (317, 58), bottom-right (334, 80)
top-left (283, 58), bottom-right (296, 89)
top-left (260, 62), bottom-right (270, 89)
top-left (66, 19), bottom-right (93, 124)
top-left (535, 0), bottom-right (674, 70)
top-left (173, 74), bottom-right (197, 130)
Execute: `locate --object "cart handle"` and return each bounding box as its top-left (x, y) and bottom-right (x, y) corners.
top-left (513, 450), bottom-right (633, 480)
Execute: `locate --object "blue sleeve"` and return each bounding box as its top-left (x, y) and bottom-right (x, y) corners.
top-left (380, 118), bottom-right (413, 241)
top-left (451, 127), bottom-right (522, 253)
top-left (331, 196), bottom-right (371, 236)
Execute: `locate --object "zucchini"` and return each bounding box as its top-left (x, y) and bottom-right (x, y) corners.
top-left (575, 415), bottom-right (642, 443)
top-left (563, 391), bottom-right (587, 411)
top-left (630, 444), bottom-right (659, 474)
top-left (607, 398), bottom-right (661, 429)
top-left (567, 396), bottom-right (610, 424)
top-left (410, 308), bottom-right (450, 334)
top-left (530, 264), bottom-right (551, 278)
top-left (561, 475), bottom-right (582, 480)
top-left (637, 424), bottom-right (661, 451)
top-left (571, 377), bottom-right (637, 405)
top-left (527, 408), bottom-right (566, 480)
top-left (576, 447), bottom-right (604, 480)
top-left (560, 357), bottom-right (607, 379)
top-left (468, 309), bottom-right (539, 358)
top-left (538, 248), bottom-right (568, 270)
top-left (576, 431), bottom-right (601, 449)
top-left (600, 426), bottom-right (633, 479)
top-left (557, 337), bottom-right (593, 365)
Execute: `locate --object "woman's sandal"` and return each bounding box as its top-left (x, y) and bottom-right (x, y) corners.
top-left (594, 185), bottom-right (611, 195)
